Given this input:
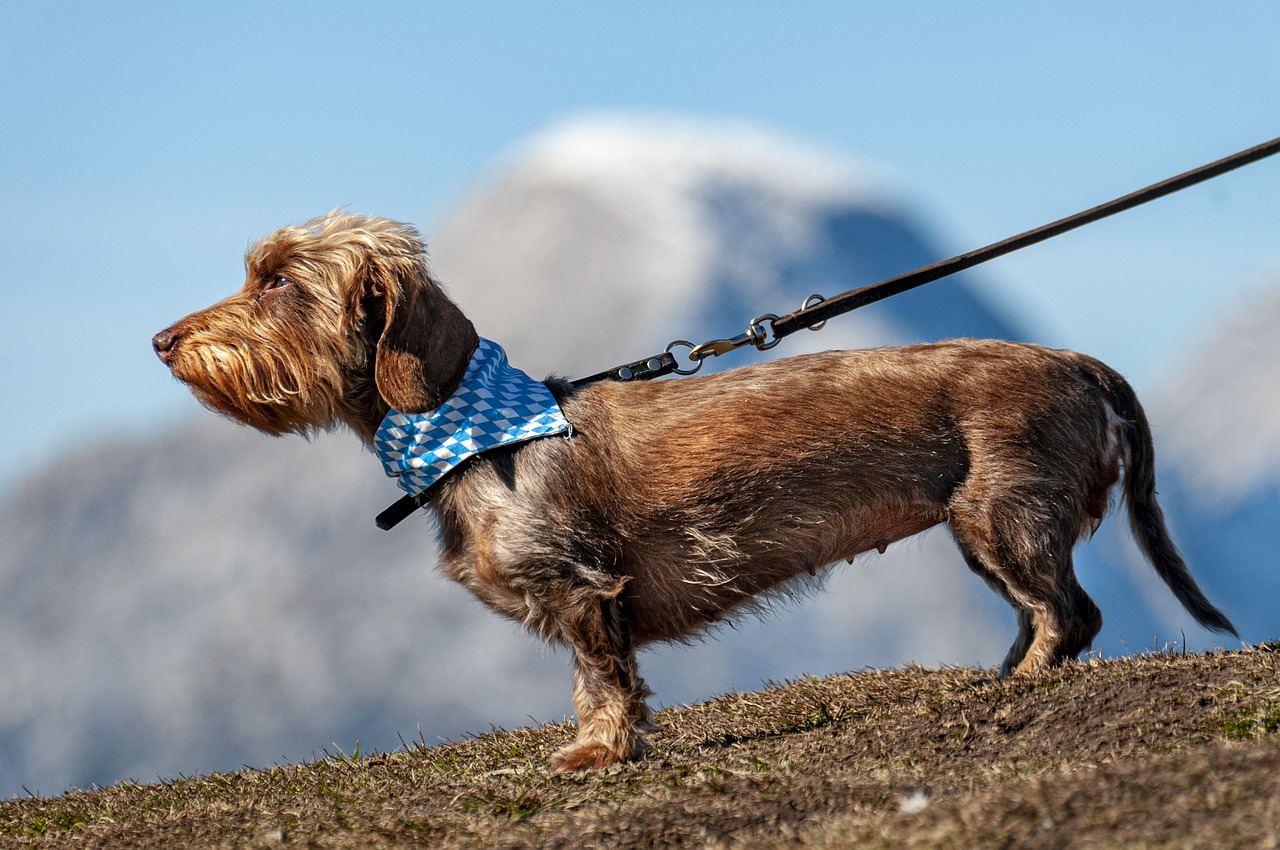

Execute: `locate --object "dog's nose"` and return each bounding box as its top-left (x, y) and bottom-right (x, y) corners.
top-left (152, 329), bottom-right (179, 364)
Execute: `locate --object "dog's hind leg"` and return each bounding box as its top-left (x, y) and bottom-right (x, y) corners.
top-left (951, 504), bottom-right (1102, 677)
top-left (549, 589), bottom-right (654, 771)
top-left (955, 541), bottom-right (1035, 675)
top-left (1010, 545), bottom-right (1102, 674)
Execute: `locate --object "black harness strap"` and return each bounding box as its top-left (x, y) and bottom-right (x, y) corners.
top-left (376, 492), bottom-right (427, 530)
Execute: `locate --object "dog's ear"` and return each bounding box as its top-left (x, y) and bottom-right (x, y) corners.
top-left (369, 258), bottom-right (479, 413)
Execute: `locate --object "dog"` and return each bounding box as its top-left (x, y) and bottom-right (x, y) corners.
top-left (153, 210), bottom-right (1237, 770)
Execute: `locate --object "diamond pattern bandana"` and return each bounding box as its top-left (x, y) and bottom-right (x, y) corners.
top-left (374, 338), bottom-right (572, 497)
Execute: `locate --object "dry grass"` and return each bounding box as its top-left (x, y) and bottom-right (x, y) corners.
top-left (4, 645), bottom-right (1279, 848)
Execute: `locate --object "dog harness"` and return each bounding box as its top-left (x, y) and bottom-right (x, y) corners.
top-left (374, 337), bottom-right (572, 498)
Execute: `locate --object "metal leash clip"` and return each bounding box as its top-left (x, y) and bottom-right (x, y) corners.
top-left (689, 312), bottom-right (781, 362)
top-left (661, 294), bottom-right (828, 376)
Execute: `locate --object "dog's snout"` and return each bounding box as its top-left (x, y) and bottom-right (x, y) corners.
top-left (152, 328), bottom-right (180, 364)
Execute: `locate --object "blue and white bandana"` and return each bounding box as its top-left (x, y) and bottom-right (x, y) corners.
top-left (374, 338), bottom-right (572, 497)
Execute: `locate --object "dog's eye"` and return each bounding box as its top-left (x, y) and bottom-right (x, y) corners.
top-left (258, 274), bottom-right (292, 300)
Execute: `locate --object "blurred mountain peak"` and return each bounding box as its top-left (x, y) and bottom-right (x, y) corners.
top-left (511, 112), bottom-right (884, 205)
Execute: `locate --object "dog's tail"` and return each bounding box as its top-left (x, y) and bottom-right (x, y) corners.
top-left (1082, 358), bottom-right (1239, 639)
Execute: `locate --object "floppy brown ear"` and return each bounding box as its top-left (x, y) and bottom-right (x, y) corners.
top-left (372, 261), bottom-right (479, 413)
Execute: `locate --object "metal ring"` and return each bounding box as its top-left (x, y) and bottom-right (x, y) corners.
top-left (801, 294), bottom-right (827, 330)
top-left (665, 340), bottom-right (704, 375)
top-left (749, 313), bottom-right (780, 350)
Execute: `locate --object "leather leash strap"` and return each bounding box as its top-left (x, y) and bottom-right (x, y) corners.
top-left (766, 135), bottom-right (1280, 343)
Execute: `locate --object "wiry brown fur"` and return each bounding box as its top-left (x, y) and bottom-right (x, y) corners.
top-left (155, 211), bottom-right (1237, 771)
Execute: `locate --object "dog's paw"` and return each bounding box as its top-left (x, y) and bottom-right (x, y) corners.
top-left (550, 741), bottom-right (624, 771)
top-left (549, 735), bottom-right (648, 772)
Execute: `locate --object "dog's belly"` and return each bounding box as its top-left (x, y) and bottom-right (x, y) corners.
top-left (620, 499), bottom-right (945, 644)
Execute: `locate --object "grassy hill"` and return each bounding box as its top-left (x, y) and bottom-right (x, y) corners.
top-left (3, 645), bottom-right (1278, 848)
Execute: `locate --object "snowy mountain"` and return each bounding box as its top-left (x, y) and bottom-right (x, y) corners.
top-left (0, 114), bottom-right (1233, 798)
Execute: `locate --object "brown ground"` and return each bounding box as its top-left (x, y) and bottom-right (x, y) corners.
top-left (3, 645), bottom-right (1279, 848)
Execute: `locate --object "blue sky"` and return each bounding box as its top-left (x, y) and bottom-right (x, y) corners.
top-left (2, 2), bottom-right (1278, 489)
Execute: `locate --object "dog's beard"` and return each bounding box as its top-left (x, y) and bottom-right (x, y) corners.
top-left (168, 337), bottom-right (345, 436)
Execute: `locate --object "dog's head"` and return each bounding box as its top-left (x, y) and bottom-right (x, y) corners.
top-left (153, 211), bottom-right (478, 441)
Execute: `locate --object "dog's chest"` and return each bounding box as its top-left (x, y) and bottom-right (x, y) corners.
top-left (437, 536), bottom-right (532, 622)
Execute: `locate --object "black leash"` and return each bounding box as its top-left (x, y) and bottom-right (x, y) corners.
top-left (377, 134), bottom-right (1280, 530)
top-left (766, 134), bottom-right (1280, 345)
top-left (673, 134), bottom-right (1280, 366)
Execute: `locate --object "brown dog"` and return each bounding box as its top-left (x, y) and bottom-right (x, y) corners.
top-left (153, 211), bottom-right (1236, 770)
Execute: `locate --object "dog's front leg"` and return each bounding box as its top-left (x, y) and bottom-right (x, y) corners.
top-left (550, 589), bottom-right (654, 771)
